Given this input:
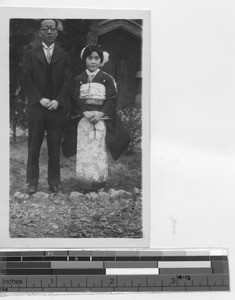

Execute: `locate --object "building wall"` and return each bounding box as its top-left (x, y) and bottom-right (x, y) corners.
top-left (88, 19), bottom-right (142, 107)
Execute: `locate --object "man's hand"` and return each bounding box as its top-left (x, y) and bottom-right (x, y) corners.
top-left (40, 98), bottom-right (51, 108)
top-left (83, 111), bottom-right (94, 119)
top-left (90, 112), bottom-right (104, 124)
top-left (48, 100), bottom-right (59, 111)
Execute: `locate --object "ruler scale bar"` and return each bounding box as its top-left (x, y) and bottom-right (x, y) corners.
top-left (0, 275), bottom-right (230, 290)
top-left (0, 255), bottom-right (229, 261)
top-left (0, 250), bottom-right (230, 293)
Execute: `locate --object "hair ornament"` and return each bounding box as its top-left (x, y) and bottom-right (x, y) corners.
top-left (80, 43), bottom-right (92, 59)
top-left (80, 46), bottom-right (86, 60)
top-left (100, 51), bottom-right (109, 67)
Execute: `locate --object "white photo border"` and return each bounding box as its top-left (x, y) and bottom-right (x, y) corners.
top-left (0, 7), bottom-right (150, 248)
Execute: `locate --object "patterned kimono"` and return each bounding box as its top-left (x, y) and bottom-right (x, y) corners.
top-left (72, 69), bottom-right (117, 190)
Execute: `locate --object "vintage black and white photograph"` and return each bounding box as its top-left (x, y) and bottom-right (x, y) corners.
top-left (5, 9), bottom-right (150, 246)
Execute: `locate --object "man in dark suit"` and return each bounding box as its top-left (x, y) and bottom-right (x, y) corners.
top-left (22, 19), bottom-right (72, 194)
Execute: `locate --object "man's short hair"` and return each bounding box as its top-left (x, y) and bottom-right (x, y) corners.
top-left (39, 19), bottom-right (58, 29)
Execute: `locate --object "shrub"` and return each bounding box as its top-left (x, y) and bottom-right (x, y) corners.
top-left (118, 105), bottom-right (142, 152)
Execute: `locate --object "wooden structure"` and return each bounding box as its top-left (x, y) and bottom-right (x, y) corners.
top-left (87, 19), bottom-right (142, 107)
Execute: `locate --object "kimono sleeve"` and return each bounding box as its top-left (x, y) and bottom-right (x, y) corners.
top-left (101, 74), bottom-right (117, 120)
top-left (71, 76), bottom-right (87, 115)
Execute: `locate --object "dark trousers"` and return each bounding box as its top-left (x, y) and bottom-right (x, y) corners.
top-left (26, 103), bottom-right (65, 187)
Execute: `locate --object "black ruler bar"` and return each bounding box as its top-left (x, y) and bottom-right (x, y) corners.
top-left (44, 257), bottom-right (68, 261)
top-left (116, 257), bottom-right (139, 261)
top-left (5, 269), bottom-right (105, 275)
top-left (23, 257), bottom-right (44, 261)
top-left (92, 257), bottom-right (116, 261)
top-left (139, 256), bottom-right (162, 261)
top-left (69, 257), bottom-right (90, 261)
top-left (4, 257), bottom-right (22, 262)
top-left (6, 262), bottom-right (51, 269)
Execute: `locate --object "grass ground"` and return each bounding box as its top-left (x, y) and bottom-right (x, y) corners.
top-left (9, 136), bottom-right (143, 238)
top-left (10, 136), bottom-right (142, 195)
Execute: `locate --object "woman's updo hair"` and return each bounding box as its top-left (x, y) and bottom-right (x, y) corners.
top-left (80, 43), bottom-right (104, 63)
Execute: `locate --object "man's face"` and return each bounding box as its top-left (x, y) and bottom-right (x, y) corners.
top-left (39, 19), bottom-right (58, 46)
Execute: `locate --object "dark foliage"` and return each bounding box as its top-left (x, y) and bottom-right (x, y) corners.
top-left (58, 19), bottom-right (92, 76)
top-left (10, 19), bottom-right (38, 141)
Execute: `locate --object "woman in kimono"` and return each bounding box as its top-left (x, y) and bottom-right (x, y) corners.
top-left (70, 43), bottom-right (129, 191)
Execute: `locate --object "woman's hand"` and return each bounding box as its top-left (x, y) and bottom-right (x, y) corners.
top-left (83, 111), bottom-right (94, 119)
top-left (40, 98), bottom-right (51, 108)
top-left (90, 112), bottom-right (104, 124)
top-left (48, 100), bottom-right (59, 111)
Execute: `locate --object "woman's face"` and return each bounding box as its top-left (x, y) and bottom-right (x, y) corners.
top-left (86, 51), bottom-right (101, 72)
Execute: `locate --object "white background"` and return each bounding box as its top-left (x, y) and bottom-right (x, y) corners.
top-left (1, 0), bottom-right (235, 299)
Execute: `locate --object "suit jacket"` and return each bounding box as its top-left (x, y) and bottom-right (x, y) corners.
top-left (22, 43), bottom-right (72, 108)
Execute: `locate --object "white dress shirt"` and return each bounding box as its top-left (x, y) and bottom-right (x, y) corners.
top-left (42, 42), bottom-right (55, 63)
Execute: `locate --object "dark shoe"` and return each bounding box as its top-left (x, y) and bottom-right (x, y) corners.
top-left (49, 185), bottom-right (59, 193)
top-left (27, 185), bottom-right (37, 195)
top-left (92, 181), bottom-right (106, 192)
